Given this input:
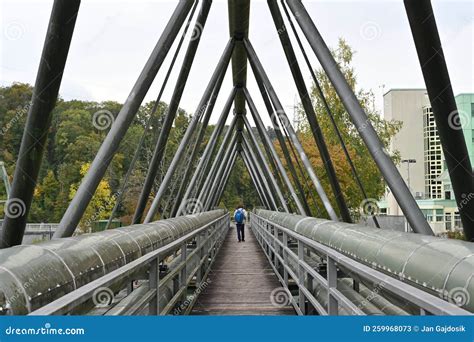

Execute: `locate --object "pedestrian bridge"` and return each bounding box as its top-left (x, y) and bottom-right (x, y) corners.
top-left (0, 0), bottom-right (473, 317)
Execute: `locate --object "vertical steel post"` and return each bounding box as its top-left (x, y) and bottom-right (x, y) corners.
top-left (404, 0), bottom-right (474, 241)
top-left (144, 39), bottom-right (235, 222)
top-left (267, 0), bottom-right (351, 222)
top-left (1, 0), bottom-right (81, 247)
top-left (244, 38), bottom-right (338, 221)
top-left (132, 0), bottom-right (213, 224)
top-left (286, 0), bottom-right (433, 235)
top-left (54, 1), bottom-right (194, 238)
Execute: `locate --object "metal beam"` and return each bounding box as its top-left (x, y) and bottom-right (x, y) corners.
top-left (404, 0), bottom-right (474, 241)
top-left (242, 146), bottom-right (274, 210)
top-left (241, 135), bottom-right (279, 211)
top-left (243, 88), bottom-right (305, 215)
top-left (53, 1), bottom-right (194, 238)
top-left (240, 152), bottom-right (267, 208)
top-left (170, 63), bottom-right (230, 217)
top-left (267, 0), bottom-right (351, 222)
top-left (199, 117), bottom-right (238, 207)
top-left (144, 38), bottom-right (234, 223)
top-left (211, 149), bottom-right (238, 208)
top-left (177, 88), bottom-right (237, 215)
top-left (244, 38), bottom-right (338, 221)
top-left (242, 120), bottom-right (288, 212)
top-left (132, 0), bottom-right (213, 225)
top-left (286, 0), bottom-right (433, 235)
top-left (1, 0), bottom-right (80, 247)
top-left (204, 138), bottom-right (239, 210)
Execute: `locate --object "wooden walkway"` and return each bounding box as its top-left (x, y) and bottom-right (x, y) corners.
top-left (191, 223), bottom-right (295, 315)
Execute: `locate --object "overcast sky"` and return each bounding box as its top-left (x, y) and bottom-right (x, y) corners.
top-left (1, 0), bottom-right (472, 127)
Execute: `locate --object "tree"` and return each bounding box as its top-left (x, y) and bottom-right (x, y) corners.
top-left (286, 38), bottom-right (401, 218)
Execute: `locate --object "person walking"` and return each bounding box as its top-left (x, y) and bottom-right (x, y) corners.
top-left (234, 204), bottom-right (247, 242)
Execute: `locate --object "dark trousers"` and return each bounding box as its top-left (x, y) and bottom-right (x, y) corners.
top-left (236, 223), bottom-right (245, 241)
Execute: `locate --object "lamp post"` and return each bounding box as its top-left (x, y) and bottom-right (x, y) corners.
top-left (402, 159), bottom-right (417, 194)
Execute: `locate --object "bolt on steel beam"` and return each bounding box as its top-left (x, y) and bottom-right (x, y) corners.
top-left (1, 0), bottom-right (81, 247)
top-left (268, 0), bottom-right (352, 222)
top-left (286, 0), bottom-right (433, 235)
top-left (244, 38), bottom-right (338, 221)
top-left (404, 0), bottom-right (474, 241)
top-left (54, 1), bottom-right (195, 238)
top-left (144, 38), bottom-right (235, 223)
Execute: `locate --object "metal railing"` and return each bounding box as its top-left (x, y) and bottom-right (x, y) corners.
top-left (31, 213), bottom-right (229, 316)
top-left (251, 212), bottom-right (470, 316)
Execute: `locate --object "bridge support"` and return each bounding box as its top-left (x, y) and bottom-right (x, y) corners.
top-left (178, 88), bottom-right (237, 215)
top-left (145, 39), bottom-right (235, 222)
top-left (241, 152), bottom-right (269, 208)
top-left (54, 1), bottom-right (194, 238)
top-left (404, 0), bottom-right (474, 241)
top-left (286, 0), bottom-right (433, 235)
top-left (268, 0), bottom-right (352, 222)
top-left (242, 119), bottom-right (289, 212)
top-left (244, 38), bottom-right (338, 221)
top-left (243, 89), bottom-right (306, 215)
top-left (132, 0), bottom-right (213, 224)
top-left (198, 118), bottom-right (238, 208)
top-left (1, 0), bottom-right (81, 248)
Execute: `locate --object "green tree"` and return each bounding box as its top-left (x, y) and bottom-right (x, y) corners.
top-left (289, 38), bottom-right (401, 218)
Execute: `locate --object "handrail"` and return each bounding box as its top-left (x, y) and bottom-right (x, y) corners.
top-left (31, 213), bottom-right (229, 315)
top-left (251, 212), bottom-right (470, 316)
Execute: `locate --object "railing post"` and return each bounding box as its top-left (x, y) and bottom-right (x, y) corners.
top-left (180, 243), bottom-right (188, 302)
top-left (283, 231), bottom-right (288, 286)
top-left (297, 240), bottom-right (306, 314)
top-left (273, 226), bottom-right (279, 270)
top-left (149, 257), bottom-right (160, 315)
top-left (327, 256), bottom-right (338, 315)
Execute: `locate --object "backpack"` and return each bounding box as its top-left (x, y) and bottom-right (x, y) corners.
top-left (235, 209), bottom-right (244, 224)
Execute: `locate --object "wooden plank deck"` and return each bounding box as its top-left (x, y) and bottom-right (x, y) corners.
top-left (191, 224), bottom-right (295, 315)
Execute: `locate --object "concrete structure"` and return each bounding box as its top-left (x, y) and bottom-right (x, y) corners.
top-left (383, 89), bottom-right (429, 210)
top-left (382, 90), bottom-right (474, 234)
